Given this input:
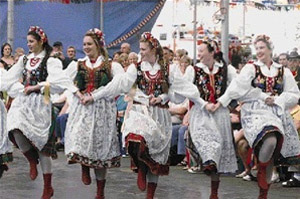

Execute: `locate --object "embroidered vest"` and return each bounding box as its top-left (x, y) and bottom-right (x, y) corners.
top-left (0, 59), bottom-right (12, 71)
top-left (22, 56), bottom-right (48, 86)
top-left (194, 66), bottom-right (227, 103)
top-left (74, 60), bottom-right (111, 93)
top-left (136, 62), bottom-right (169, 97)
top-left (251, 64), bottom-right (284, 96)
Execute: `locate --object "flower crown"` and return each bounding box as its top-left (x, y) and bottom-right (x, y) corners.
top-left (141, 32), bottom-right (159, 49)
top-left (87, 28), bottom-right (105, 47)
top-left (28, 26), bottom-right (47, 43)
top-left (202, 36), bottom-right (219, 52)
top-left (254, 34), bottom-right (274, 50)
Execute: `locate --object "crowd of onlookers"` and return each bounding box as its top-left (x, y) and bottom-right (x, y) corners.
top-left (1, 40), bottom-right (300, 188)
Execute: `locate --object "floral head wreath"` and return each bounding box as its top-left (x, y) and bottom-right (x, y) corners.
top-left (141, 32), bottom-right (160, 49)
top-left (87, 28), bottom-right (105, 47)
top-left (28, 26), bottom-right (48, 43)
top-left (202, 36), bottom-right (219, 52)
top-left (254, 34), bottom-right (274, 50)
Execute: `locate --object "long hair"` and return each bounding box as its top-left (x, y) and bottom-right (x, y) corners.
top-left (203, 41), bottom-right (228, 92)
top-left (27, 31), bottom-right (52, 78)
top-left (84, 32), bottom-right (111, 78)
top-left (140, 37), bottom-right (169, 94)
top-left (1, 43), bottom-right (12, 57)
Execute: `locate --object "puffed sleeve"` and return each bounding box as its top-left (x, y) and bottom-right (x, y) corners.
top-left (91, 63), bottom-right (137, 100)
top-left (63, 60), bottom-right (78, 80)
top-left (218, 64), bottom-right (269, 107)
top-left (111, 62), bottom-right (125, 76)
top-left (227, 64), bottom-right (237, 85)
top-left (183, 65), bottom-right (195, 83)
top-left (39, 57), bottom-right (78, 94)
top-left (1, 55), bottom-right (24, 92)
top-left (274, 68), bottom-right (300, 110)
top-left (168, 69), bottom-right (207, 109)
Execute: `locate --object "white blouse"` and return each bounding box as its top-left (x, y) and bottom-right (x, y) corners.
top-left (2, 50), bottom-right (78, 97)
top-left (195, 61), bottom-right (237, 86)
top-left (169, 64), bottom-right (195, 83)
top-left (65, 56), bottom-right (125, 81)
top-left (218, 61), bottom-right (300, 110)
top-left (91, 60), bottom-right (206, 108)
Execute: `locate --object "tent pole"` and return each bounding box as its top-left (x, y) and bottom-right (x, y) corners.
top-left (100, 0), bottom-right (104, 31)
top-left (7, 0), bottom-right (14, 49)
top-left (221, 0), bottom-right (229, 63)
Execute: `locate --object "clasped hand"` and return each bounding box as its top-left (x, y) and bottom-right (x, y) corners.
top-left (265, 96), bottom-right (274, 106)
top-left (205, 102), bottom-right (221, 113)
top-left (75, 91), bottom-right (94, 105)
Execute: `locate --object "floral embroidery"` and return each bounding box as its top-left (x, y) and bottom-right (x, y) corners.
top-left (136, 63), bottom-right (169, 97)
top-left (74, 61), bottom-right (111, 93)
top-left (194, 66), bottom-right (226, 103)
top-left (251, 64), bottom-right (284, 96)
top-left (22, 56), bottom-right (48, 86)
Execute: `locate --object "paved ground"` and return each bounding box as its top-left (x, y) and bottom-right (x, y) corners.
top-left (0, 149), bottom-right (299, 199)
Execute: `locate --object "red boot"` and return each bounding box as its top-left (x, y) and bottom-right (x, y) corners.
top-left (258, 184), bottom-right (270, 199)
top-left (210, 180), bottom-right (220, 199)
top-left (146, 182), bottom-right (157, 199)
top-left (257, 161), bottom-right (271, 190)
top-left (137, 168), bottom-right (147, 191)
top-left (23, 148), bottom-right (39, 180)
top-left (41, 173), bottom-right (54, 199)
top-left (0, 164), bottom-right (8, 178)
top-left (95, 179), bottom-right (106, 199)
top-left (81, 165), bottom-right (91, 185)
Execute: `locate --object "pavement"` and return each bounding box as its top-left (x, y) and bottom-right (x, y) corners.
top-left (0, 149), bottom-right (299, 199)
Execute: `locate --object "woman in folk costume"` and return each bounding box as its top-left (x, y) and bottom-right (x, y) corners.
top-left (5, 26), bottom-right (79, 199)
top-left (0, 69), bottom-right (13, 179)
top-left (64, 28), bottom-right (131, 199)
top-left (81, 32), bottom-right (205, 199)
top-left (215, 35), bottom-right (300, 199)
top-left (187, 41), bottom-right (238, 199)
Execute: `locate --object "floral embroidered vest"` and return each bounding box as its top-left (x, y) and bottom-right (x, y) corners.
top-left (251, 64), bottom-right (284, 96)
top-left (74, 60), bottom-right (111, 93)
top-left (22, 56), bottom-right (48, 87)
top-left (136, 62), bottom-right (169, 97)
top-left (194, 66), bottom-right (227, 103)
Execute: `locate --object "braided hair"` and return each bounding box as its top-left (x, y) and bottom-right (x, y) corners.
top-left (140, 32), bottom-right (169, 93)
top-left (27, 27), bottom-right (52, 81)
top-left (85, 29), bottom-right (111, 79)
top-left (202, 41), bottom-right (228, 93)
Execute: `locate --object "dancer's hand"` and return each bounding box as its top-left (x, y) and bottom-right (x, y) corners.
top-left (24, 85), bottom-right (41, 95)
top-left (75, 91), bottom-right (84, 101)
top-left (211, 102), bottom-right (221, 112)
top-left (149, 96), bottom-right (162, 105)
top-left (81, 95), bottom-right (94, 105)
top-left (265, 96), bottom-right (274, 106)
top-left (205, 103), bottom-right (215, 112)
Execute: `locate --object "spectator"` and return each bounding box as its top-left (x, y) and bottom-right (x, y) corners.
top-left (120, 42), bottom-right (131, 54)
top-left (173, 49), bottom-right (187, 64)
top-left (163, 46), bottom-right (171, 64)
top-left (169, 49), bottom-right (174, 62)
top-left (288, 51), bottom-right (300, 89)
top-left (66, 46), bottom-right (77, 61)
top-left (53, 91), bottom-right (72, 151)
top-left (0, 43), bottom-right (14, 70)
top-left (52, 41), bottom-right (72, 69)
top-left (14, 47), bottom-right (25, 63)
top-left (113, 51), bottom-right (122, 62)
top-left (128, 52), bottom-right (138, 65)
top-left (117, 53), bottom-right (129, 71)
top-left (278, 53), bottom-right (289, 68)
top-left (169, 99), bottom-right (189, 165)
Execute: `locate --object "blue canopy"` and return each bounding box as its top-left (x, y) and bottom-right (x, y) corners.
top-left (0, 0), bottom-right (165, 57)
